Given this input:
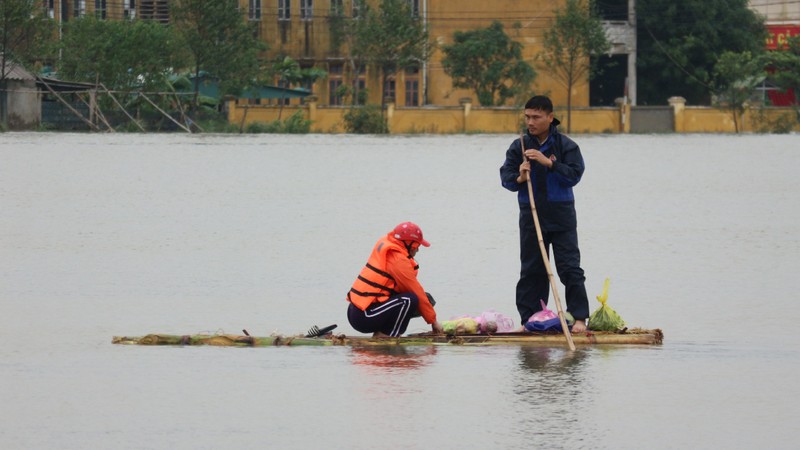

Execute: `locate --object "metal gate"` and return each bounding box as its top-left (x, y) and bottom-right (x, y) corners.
top-left (41, 99), bottom-right (90, 130)
top-left (630, 106), bottom-right (674, 133)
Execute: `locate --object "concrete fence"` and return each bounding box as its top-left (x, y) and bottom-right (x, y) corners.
top-left (226, 97), bottom-right (799, 134)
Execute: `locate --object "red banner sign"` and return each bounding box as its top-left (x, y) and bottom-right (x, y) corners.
top-left (766, 25), bottom-right (800, 50)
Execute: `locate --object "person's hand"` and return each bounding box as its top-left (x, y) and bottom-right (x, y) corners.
top-left (517, 160), bottom-right (530, 183)
top-left (525, 149), bottom-right (552, 168)
top-left (431, 321), bottom-right (444, 335)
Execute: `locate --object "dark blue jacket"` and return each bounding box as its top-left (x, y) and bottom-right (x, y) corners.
top-left (499, 123), bottom-right (584, 231)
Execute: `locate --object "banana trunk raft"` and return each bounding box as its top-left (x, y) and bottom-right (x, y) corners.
top-left (112, 328), bottom-right (663, 347)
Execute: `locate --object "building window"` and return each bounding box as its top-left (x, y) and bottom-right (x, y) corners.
top-left (279, 0), bottom-right (290, 20)
top-left (352, 0), bottom-right (364, 18)
top-left (299, 69), bottom-right (314, 104)
top-left (124, 0), bottom-right (136, 19)
top-left (95, 0), bottom-right (106, 19)
top-left (329, 63), bottom-right (343, 105)
top-left (405, 80), bottom-right (419, 106)
top-left (351, 64), bottom-right (366, 105)
top-left (329, 79), bottom-right (343, 105)
top-left (73, 0), bottom-right (85, 17)
top-left (383, 78), bottom-right (396, 102)
top-left (405, 67), bottom-right (419, 106)
top-left (330, 0), bottom-right (343, 15)
top-left (277, 79), bottom-right (291, 106)
top-left (46, 0), bottom-right (55, 18)
top-left (352, 78), bottom-right (366, 105)
top-left (300, 0), bottom-right (312, 20)
top-left (249, 0), bottom-right (262, 20)
top-left (140, 0), bottom-right (169, 23)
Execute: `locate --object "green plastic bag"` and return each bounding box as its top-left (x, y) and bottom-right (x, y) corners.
top-left (588, 278), bottom-right (626, 331)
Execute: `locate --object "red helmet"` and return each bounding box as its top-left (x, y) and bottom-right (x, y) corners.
top-left (392, 222), bottom-right (430, 247)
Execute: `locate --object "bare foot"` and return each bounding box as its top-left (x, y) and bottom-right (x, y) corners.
top-left (571, 320), bottom-right (586, 333)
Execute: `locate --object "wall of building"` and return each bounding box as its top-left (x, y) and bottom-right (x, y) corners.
top-left (228, 99), bottom-right (798, 134)
top-left (749, 0), bottom-right (800, 22)
top-left (678, 107), bottom-right (798, 133)
top-left (387, 105), bottom-right (463, 134)
top-left (425, 0), bottom-right (588, 108)
top-left (6, 80), bottom-right (42, 130)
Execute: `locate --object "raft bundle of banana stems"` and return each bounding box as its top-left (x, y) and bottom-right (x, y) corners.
top-left (112, 328), bottom-right (663, 347)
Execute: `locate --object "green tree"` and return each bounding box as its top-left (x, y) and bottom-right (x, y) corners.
top-left (268, 56), bottom-right (326, 119)
top-left (356, 0), bottom-right (432, 110)
top-left (713, 51), bottom-right (765, 133)
top-left (637, 0), bottom-right (766, 105)
top-left (170, 0), bottom-right (264, 106)
top-left (58, 17), bottom-right (184, 92)
top-left (0, 0), bottom-right (55, 67)
top-left (540, 0), bottom-right (609, 132)
top-left (441, 21), bottom-right (535, 107)
top-left (1, 0), bottom-right (56, 126)
top-left (326, 1), bottom-right (362, 105)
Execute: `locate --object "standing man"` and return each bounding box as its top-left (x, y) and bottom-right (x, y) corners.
top-left (347, 222), bottom-right (444, 337)
top-left (499, 95), bottom-right (589, 333)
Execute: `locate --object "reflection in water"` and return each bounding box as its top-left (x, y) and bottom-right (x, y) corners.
top-left (350, 345), bottom-right (437, 373)
top-left (349, 346), bottom-right (438, 401)
top-left (513, 347), bottom-right (592, 443)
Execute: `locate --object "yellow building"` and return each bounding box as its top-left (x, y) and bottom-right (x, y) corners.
top-left (249, 0), bottom-right (584, 108)
top-left (43, 0), bottom-right (584, 108)
top-left (425, 0), bottom-right (585, 107)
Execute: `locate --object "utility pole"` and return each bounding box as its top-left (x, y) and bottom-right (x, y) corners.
top-left (628, 0), bottom-right (637, 106)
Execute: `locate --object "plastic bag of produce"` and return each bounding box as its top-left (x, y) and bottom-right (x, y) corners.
top-left (524, 300), bottom-right (568, 332)
top-left (476, 309), bottom-right (517, 333)
top-left (588, 278), bottom-right (626, 331)
top-left (442, 317), bottom-right (479, 335)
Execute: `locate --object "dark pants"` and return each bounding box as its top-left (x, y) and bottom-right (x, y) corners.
top-left (347, 293), bottom-right (419, 337)
top-left (516, 209), bottom-right (589, 324)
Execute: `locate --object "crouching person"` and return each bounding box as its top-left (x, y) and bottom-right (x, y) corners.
top-left (346, 222), bottom-right (444, 337)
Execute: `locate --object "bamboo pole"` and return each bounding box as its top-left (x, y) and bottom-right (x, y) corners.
top-left (520, 134), bottom-right (576, 351)
top-left (164, 79), bottom-right (203, 132)
top-left (138, 92), bottom-right (192, 133)
top-left (110, 329), bottom-right (663, 347)
top-left (99, 83), bottom-right (145, 132)
top-left (35, 75), bottom-right (100, 131)
top-left (76, 90), bottom-right (115, 132)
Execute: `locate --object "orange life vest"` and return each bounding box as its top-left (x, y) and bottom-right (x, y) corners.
top-left (347, 235), bottom-right (418, 311)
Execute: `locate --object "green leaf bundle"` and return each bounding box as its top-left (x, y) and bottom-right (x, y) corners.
top-left (588, 278), bottom-right (626, 332)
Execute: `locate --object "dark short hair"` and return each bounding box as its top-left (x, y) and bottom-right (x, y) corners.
top-left (524, 95), bottom-right (553, 113)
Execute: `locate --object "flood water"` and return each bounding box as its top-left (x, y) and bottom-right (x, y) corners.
top-left (2, 132), bottom-right (799, 449)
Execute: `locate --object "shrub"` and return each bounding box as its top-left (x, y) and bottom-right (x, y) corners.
top-left (343, 105), bottom-right (388, 134)
top-left (281, 111), bottom-right (312, 134)
top-left (752, 109), bottom-right (797, 134)
top-left (245, 111), bottom-right (311, 134)
top-left (246, 121), bottom-right (281, 133)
